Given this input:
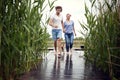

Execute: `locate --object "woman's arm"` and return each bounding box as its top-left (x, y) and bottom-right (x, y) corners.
top-left (73, 26), bottom-right (76, 36)
top-left (73, 21), bottom-right (76, 36)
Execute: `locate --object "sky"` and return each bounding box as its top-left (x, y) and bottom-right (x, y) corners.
top-left (46, 0), bottom-right (91, 38)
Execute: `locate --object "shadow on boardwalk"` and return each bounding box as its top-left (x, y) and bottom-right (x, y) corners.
top-left (19, 51), bottom-right (110, 80)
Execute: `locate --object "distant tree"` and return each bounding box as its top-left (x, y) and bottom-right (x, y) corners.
top-left (74, 37), bottom-right (85, 40)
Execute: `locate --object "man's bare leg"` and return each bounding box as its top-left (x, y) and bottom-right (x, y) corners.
top-left (57, 38), bottom-right (61, 57)
top-left (54, 40), bottom-right (57, 54)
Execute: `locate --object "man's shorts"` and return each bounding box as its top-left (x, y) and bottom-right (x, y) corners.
top-left (52, 29), bottom-right (62, 41)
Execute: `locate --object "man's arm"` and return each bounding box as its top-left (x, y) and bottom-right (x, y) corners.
top-left (61, 20), bottom-right (65, 33)
top-left (49, 18), bottom-right (57, 28)
top-left (49, 18), bottom-right (54, 27)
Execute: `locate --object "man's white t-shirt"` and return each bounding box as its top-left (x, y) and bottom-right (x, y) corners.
top-left (51, 14), bottom-right (63, 29)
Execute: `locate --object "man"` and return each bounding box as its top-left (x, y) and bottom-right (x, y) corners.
top-left (49, 6), bottom-right (64, 58)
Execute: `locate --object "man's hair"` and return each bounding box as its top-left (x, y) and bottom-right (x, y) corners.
top-left (55, 6), bottom-right (62, 12)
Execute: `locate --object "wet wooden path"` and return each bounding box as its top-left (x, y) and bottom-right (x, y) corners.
top-left (19, 51), bottom-right (110, 80)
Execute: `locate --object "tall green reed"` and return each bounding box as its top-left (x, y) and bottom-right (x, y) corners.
top-left (0, 0), bottom-right (55, 80)
top-left (80, 0), bottom-right (120, 79)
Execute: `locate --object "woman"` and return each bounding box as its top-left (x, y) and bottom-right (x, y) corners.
top-left (63, 13), bottom-right (76, 54)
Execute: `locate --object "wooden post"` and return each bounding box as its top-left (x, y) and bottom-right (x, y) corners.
top-left (118, 0), bottom-right (120, 21)
top-left (107, 43), bottom-right (112, 80)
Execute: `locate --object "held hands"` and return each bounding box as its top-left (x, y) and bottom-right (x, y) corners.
top-left (63, 28), bottom-right (66, 33)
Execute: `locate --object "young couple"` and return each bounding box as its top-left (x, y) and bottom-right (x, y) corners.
top-left (49, 6), bottom-right (76, 58)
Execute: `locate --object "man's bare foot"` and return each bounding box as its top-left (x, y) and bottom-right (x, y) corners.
top-left (58, 53), bottom-right (61, 58)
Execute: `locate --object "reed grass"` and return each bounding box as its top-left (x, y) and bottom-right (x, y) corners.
top-left (0, 0), bottom-right (55, 80)
top-left (81, 0), bottom-right (120, 79)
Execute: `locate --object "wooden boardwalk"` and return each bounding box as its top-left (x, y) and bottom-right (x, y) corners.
top-left (19, 51), bottom-right (110, 80)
